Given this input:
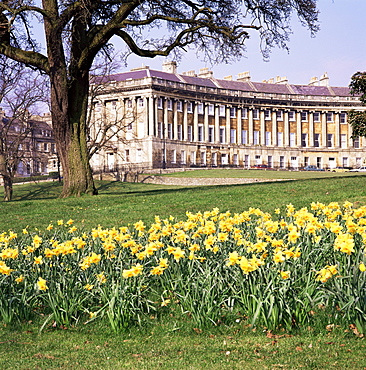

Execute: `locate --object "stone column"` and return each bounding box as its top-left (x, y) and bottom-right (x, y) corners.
top-left (335, 112), bottom-right (340, 147)
top-left (296, 111), bottom-right (302, 147)
top-left (248, 108), bottom-right (254, 145)
top-left (148, 95), bottom-right (155, 136)
top-left (193, 102), bottom-right (198, 142)
top-left (272, 111), bottom-right (277, 146)
top-left (183, 100), bottom-right (188, 141)
top-left (260, 109), bottom-right (265, 146)
top-left (215, 105), bottom-right (220, 144)
top-left (309, 112), bottom-right (314, 147)
top-left (237, 107), bottom-right (242, 144)
top-left (284, 111), bottom-right (289, 146)
top-left (204, 103), bottom-right (209, 143)
top-left (321, 112), bottom-right (327, 147)
top-left (226, 106), bottom-right (231, 144)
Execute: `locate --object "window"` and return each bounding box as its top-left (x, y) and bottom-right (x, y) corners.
top-left (233, 154), bottom-right (238, 166)
top-left (157, 98), bottom-right (163, 109)
top-left (125, 149), bottom-right (130, 162)
top-left (191, 151), bottom-right (196, 165)
top-left (221, 153), bottom-right (228, 165)
top-left (253, 109), bottom-right (259, 120)
top-left (242, 108), bottom-right (248, 119)
top-left (212, 152), bottom-right (217, 166)
top-left (51, 143), bottom-right (56, 153)
top-left (208, 104), bottom-right (214, 116)
top-left (276, 110), bottom-right (283, 121)
top-left (341, 134), bottom-right (347, 148)
top-left (253, 131), bottom-right (259, 145)
top-left (244, 155), bottom-right (249, 168)
top-left (265, 131), bottom-right (271, 146)
top-left (176, 100), bottom-right (182, 111)
top-left (157, 122), bottom-right (163, 138)
top-left (313, 112), bottom-right (320, 122)
top-left (198, 103), bottom-right (204, 115)
top-left (177, 124), bottom-right (183, 140)
top-left (167, 99), bottom-right (173, 110)
top-left (44, 143), bottom-right (48, 151)
top-left (172, 149), bottom-right (176, 163)
top-left (255, 155), bottom-right (261, 165)
top-left (138, 98), bottom-right (144, 107)
top-left (167, 123), bottom-right (173, 139)
top-left (314, 133), bottom-right (320, 147)
top-left (268, 155), bottom-right (273, 168)
top-left (291, 156), bottom-right (298, 169)
top-left (136, 148), bottom-right (142, 163)
top-left (326, 112), bottom-right (333, 122)
top-left (301, 112), bottom-right (308, 122)
top-left (127, 99), bottom-right (133, 108)
top-left (230, 107), bottom-right (236, 118)
top-left (340, 112), bottom-right (347, 124)
top-left (301, 133), bottom-right (307, 147)
top-left (208, 126), bottom-right (214, 143)
top-left (342, 157), bottom-right (348, 167)
top-left (36, 142), bottom-right (41, 151)
top-left (201, 151), bottom-right (206, 165)
top-left (317, 157), bottom-right (322, 169)
top-left (187, 126), bottom-right (193, 141)
top-left (289, 111), bottom-right (296, 121)
top-left (181, 150), bottom-right (186, 164)
top-left (277, 132), bottom-right (283, 146)
top-left (354, 136), bottom-right (360, 149)
top-left (241, 130), bottom-right (247, 144)
top-left (279, 156), bottom-right (285, 169)
top-left (219, 105), bottom-right (226, 117)
top-left (198, 125), bottom-right (204, 142)
top-left (327, 134), bottom-right (333, 148)
top-left (219, 127), bottom-right (225, 144)
top-left (304, 157), bottom-right (309, 167)
top-left (187, 102), bottom-right (193, 113)
top-left (264, 109), bottom-right (271, 120)
top-left (230, 129), bottom-right (236, 143)
top-left (290, 132), bottom-right (296, 147)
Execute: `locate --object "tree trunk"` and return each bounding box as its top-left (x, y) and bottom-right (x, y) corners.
top-left (2, 173), bottom-right (13, 202)
top-left (43, 9), bottom-right (97, 198)
top-left (50, 69), bottom-right (97, 198)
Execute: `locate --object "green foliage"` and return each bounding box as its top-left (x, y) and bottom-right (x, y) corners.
top-left (349, 71), bottom-right (366, 138)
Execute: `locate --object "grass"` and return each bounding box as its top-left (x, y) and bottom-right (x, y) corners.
top-left (159, 168), bottom-right (361, 179)
top-left (1, 170), bottom-right (366, 369)
top-left (1, 172), bottom-right (366, 232)
top-left (1, 319), bottom-right (365, 369)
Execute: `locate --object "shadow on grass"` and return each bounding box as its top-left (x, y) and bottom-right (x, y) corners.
top-left (4, 174), bottom-right (365, 203)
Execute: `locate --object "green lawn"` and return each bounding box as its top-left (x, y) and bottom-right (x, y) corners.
top-left (159, 168), bottom-right (361, 179)
top-left (1, 172), bottom-right (366, 370)
top-left (1, 322), bottom-right (365, 370)
top-left (1, 172), bottom-right (366, 232)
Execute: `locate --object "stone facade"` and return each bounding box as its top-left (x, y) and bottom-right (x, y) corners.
top-left (89, 62), bottom-right (366, 172)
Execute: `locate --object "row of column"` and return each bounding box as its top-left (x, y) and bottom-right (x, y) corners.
top-left (122, 96), bottom-right (355, 149)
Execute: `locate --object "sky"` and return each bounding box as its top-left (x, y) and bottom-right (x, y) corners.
top-left (124, 0), bottom-right (366, 88)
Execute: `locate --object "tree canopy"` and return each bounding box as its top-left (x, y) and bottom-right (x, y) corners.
top-left (349, 72), bottom-right (366, 139)
top-left (0, 0), bottom-right (319, 197)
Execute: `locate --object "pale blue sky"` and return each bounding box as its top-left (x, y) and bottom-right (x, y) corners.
top-left (126, 0), bottom-right (366, 87)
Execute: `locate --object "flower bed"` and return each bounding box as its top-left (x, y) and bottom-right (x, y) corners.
top-left (1, 202), bottom-right (365, 333)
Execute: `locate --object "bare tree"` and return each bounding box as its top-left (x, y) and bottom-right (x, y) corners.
top-left (0, 0), bottom-right (319, 197)
top-left (0, 55), bottom-right (49, 201)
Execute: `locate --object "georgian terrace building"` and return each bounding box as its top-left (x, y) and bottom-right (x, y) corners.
top-left (89, 61), bottom-right (366, 173)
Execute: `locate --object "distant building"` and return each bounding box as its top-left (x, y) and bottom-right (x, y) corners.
top-left (0, 108), bottom-right (58, 178)
top-left (89, 62), bottom-right (366, 172)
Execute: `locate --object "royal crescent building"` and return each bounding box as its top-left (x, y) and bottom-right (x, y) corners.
top-left (89, 61), bottom-right (366, 173)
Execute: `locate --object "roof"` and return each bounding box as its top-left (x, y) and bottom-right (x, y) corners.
top-left (99, 67), bottom-right (354, 98)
